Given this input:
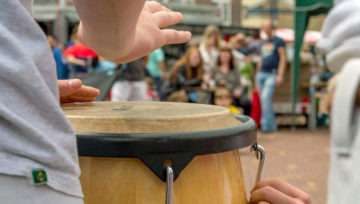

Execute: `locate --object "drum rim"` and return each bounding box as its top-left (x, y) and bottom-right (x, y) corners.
top-left (76, 115), bottom-right (257, 182)
top-left (76, 115), bottom-right (256, 157)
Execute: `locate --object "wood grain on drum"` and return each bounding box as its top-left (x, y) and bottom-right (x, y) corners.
top-left (79, 151), bottom-right (247, 204)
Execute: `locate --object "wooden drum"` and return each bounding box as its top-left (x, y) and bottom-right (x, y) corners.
top-left (62, 101), bottom-right (261, 204)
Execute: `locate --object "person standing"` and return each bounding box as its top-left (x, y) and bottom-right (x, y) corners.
top-left (256, 19), bottom-right (286, 132)
top-left (47, 35), bottom-right (69, 79)
top-left (111, 58), bottom-right (147, 101)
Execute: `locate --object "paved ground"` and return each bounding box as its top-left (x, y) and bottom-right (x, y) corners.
top-left (239, 127), bottom-right (330, 204)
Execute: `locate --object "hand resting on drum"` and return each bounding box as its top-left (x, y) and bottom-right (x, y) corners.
top-left (58, 79), bottom-right (100, 103)
top-left (250, 179), bottom-right (311, 204)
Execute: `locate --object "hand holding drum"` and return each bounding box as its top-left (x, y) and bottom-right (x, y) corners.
top-left (250, 179), bottom-right (311, 204)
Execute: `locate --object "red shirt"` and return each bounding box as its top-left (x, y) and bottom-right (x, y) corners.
top-left (64, 43), bottom-right (98, 58)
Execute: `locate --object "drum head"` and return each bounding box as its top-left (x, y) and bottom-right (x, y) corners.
top-left (62, 101), bottom-right (241, 133)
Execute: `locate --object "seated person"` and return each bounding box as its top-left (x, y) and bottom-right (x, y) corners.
top-left (214, 88), bottom-right (242, 114)
top-left (163, 46), bottom-right (204, 101)
top-left (63, 42), bottom-right (98, 77)
top-left (213, 47), bottom-right (251, 115)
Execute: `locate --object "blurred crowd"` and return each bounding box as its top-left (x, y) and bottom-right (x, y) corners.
top-left (48, 20), bottom-right (286, 132)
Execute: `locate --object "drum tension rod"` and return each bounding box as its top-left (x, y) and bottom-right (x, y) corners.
top-left (165, 165), bottom-right (174, 204)
top-left (251, 144), bottom-right (266, 184)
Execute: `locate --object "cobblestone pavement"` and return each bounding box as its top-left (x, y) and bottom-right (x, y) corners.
top-left (239, 128), bottom-right (330, 204)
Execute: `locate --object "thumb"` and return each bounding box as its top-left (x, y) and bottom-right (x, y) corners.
top-left (58, 79), bottom-right (82, 97)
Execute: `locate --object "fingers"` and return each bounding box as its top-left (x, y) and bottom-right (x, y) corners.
top-left (58, 79), bottom-right (100, 103)
top-left (250, 186), bottom-right (305, 204)
top-left (60, 85), bottom-right (99, 103)
top-left (58, 79), bottom-right (82, 97)
top-left (154, 11), bottom-right (183, 28)
top-left (145, 1), bottom-right (170, 13)
top-left (70, 85), bottom-right (100, 98)
top-left (161, 29), bottom-right (192, 45)
top-left (252, 179), bottom-right (311, 204)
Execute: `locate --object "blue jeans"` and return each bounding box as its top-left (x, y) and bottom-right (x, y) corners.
top-left (256, 71), bottom-right (277, 132)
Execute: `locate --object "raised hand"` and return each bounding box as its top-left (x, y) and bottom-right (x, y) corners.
top-left (114, 1), bottom-right (192, 63)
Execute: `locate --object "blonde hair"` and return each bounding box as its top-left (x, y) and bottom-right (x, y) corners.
top-left (202, 25), bottom-right (222, 50)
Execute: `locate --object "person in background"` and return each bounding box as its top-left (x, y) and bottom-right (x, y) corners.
top-left (164, 46), bottom-right (204, 101)
top-left (256, 19), bottom-right (286, 132)
top-left (146, 48), bottom-right (166, 99)
top-left (63, 42), bottom-right (98, 77)
top-left (214, 88), bottom-right (241, 114)
top-left (247, 30), bottom-right (262, 56)
top-left (111, 58), bottom-right (147, 101)
top-left (66, 25), bottom-right (79, 48)
top-left (145, 77), bottom-right (158, 101)
top-left (213, 47), bottom-right (251, 116)
top-left (47, 35), bottom-right (68, 79)
top-left (233, 32), bottom-right (249, 56)
top-left (199, 25), bottom-right (222, 77)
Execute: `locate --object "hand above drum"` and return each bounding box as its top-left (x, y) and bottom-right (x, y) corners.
top-left (250, 179), bottom-right (311, 204)
top-left (75, 1), bottom-right (191, 63)
top-left (58, 79), bottom-right (100, 103)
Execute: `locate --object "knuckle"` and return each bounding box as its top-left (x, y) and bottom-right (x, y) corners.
top-left (269, 178), bottom-right (282, 188)
top-left (260, 186), bottom-right (274, 196)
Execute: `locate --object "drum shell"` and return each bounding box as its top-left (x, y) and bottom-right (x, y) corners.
top-left (79, 151), bottom-right (247, 204)
top-left (63, 102), bottom-right (249, 204)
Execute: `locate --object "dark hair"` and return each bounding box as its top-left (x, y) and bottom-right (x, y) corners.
top-left (217, 47), bottom-right (235, 70)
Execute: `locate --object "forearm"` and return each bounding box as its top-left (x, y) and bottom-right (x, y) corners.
top-left (256, 59), bottom-right (262, 72)
top-left (67, 56), bottom-right (86, 66)
top-left (277, 56), bottom-right (286, 76)
top-left (277, 47), bottom-right (287, 76)
top-left (74, 0), bottom-right (145, 60)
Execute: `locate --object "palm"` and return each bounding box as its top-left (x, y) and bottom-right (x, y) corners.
top-left (117, 2), bottom-right (191, 63)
